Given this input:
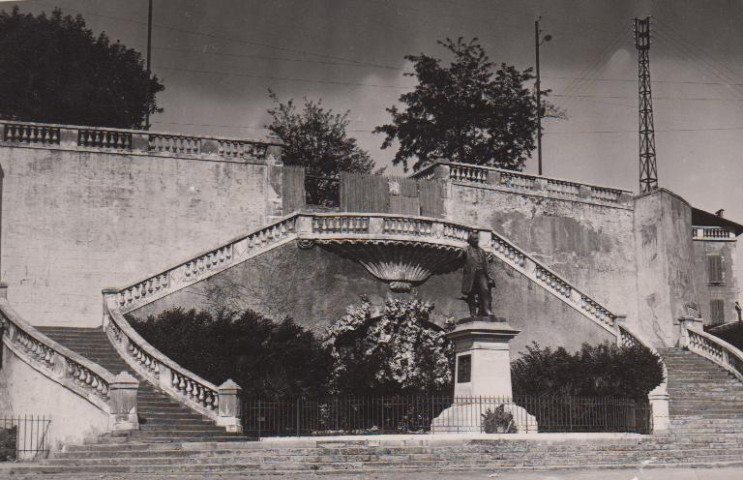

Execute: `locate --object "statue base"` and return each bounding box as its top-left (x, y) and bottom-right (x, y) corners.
top-left (430, 316), bottom-right (537, 433)
top-left (431, 401), bottom-right (537, 434)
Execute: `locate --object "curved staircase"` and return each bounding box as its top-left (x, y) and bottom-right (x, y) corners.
top-left (35, 327), bottom-right (249, 444)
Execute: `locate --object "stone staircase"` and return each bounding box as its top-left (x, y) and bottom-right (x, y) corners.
top-left (36, 327), bottom-right (249, 443)
top-left (4, 341), bottom-right (743, 476)
top-left (661, 348), bottom-right (743, 435)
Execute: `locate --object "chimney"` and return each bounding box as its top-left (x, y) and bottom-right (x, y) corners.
top-left (715, 209), bottom-right (725, 218)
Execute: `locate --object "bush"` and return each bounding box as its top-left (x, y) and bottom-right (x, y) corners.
top-left (128, 308), bottom-right (333, 399)
top-left (322, 296), bottom-right (454, 396)
top-left (511, 341), bottom-right (664, 399)
top-left (482, 405), bottom-right (517, 433)
top-left (0, 426), bottom-right (16, 462)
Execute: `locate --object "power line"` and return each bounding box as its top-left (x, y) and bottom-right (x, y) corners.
top-left (153, 65), bottom-right (414, 90)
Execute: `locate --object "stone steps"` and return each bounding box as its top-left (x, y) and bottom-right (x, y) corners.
top-left (36, 326), bottom-right (251, 445)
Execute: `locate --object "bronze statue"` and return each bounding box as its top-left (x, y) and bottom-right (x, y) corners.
top-left (461, 231), bottom-right (495, 317)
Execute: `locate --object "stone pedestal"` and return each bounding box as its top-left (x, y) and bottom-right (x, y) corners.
top-left (217, 379), bottom-right (243, 433)
top-left (109, 371), bottom-right (139, 431)
top-left (676, 315), bottom-right (704, 349)
top-left (432, 317), bottom-right (537, 433)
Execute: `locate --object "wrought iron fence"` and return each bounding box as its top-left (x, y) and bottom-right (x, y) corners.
top-left (305, 175), bottom-right (340, 208)
top-left (0, 415), bottom-right (51, 461)
top-left (241, 395), bottom-right (651, 437)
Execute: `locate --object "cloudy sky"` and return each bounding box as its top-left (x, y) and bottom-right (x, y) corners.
top-left (6, 0), bottom-right (743, 222)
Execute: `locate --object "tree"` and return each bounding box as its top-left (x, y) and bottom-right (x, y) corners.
top-left (266, 91), bottom-right (375, 205)
top-left (322, 296), bottom-right (454, 396)
top-left (375, 37), bottom-right (551, 172)
top-left (0, 7), bottom-right (163, 128)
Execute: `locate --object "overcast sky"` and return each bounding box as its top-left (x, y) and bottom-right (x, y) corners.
top-left (6, 0), bottom-right (743, 223)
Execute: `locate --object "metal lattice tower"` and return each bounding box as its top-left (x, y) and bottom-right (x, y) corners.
top-left (635, 17), bottom-right (658, 193)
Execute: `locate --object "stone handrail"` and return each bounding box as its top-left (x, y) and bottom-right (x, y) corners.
top-left (103, 296), bottom-right (221, 420)
top-left (0, 120), bottom-right (282, 161)
top-left (692, 226), bottom-right (736, 241)
top-left (686, 325), bottom-right (743, 383)
top-left (0, 298), bottom-right (113, 414)
top-left (411, 161), bottom-right (633, 207)
top-left (112, 213), bottom-right (619, 334)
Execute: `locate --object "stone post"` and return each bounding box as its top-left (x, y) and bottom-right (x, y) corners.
top-left (59, 127), bottom-right (77, 147)
top-left (648, 386), bottom-right (670, 433)
top-left (676, 315), bottom-right (704, 349)
top-left (433, 164), bottom-right (451, 180)
top-left (217, 379), bottom-right (243, 433)
top-left (432, 318), bottom-right (537, 433)
top-left (109, 371), bottom-right (139, 431)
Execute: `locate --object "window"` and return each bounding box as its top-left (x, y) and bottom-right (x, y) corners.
top-left (456, 354), bottom-right (471, 383)
top-left (708, 255), bottom-right (724, 285)
top-left (710, 299), bottom-right (725, 325)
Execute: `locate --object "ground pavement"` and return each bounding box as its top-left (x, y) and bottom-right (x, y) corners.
top-left (3, 467), bottom-right (743, 480)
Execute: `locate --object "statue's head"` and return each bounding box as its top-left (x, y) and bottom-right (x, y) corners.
top-left (467, 231), bottom-right (479, 246)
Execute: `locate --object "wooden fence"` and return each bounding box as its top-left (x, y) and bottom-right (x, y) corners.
top-left (284, 168), bottom-right (446, 218)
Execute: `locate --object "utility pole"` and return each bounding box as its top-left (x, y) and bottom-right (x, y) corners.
top-left (534, 17), bottom-right (551, 176)
top-left (145, 0), bottom-right (153, 130)
top-left (634, 17), bottom-right (658, 193)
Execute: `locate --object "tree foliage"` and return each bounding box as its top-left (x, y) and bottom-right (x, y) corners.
top-left (511, 342), bottom-right (664, 399)
top-left (267, 91), bottom-right (375, 176)
top-left (375, 37), bottom-right (548, 172)
top-left (129, 308), bottom-right (333, 399)
top-left (0, 7), bottom-right (163, 128)
top-left (322, 296), bottom-right (454, 396)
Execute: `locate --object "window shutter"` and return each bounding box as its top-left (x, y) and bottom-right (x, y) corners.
top-left (710, 299), bottom-right (725, 325)
top-left (708, 255), bottom-right (724, 284)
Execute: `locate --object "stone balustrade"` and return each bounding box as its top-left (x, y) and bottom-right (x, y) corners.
top-left (692, 226), bottom-right (736, 241)
top-left (686, 326), bottom-right (743, 382)
top-left (103, 295), bottom-right (221, 420)
top-left (0, 120), bottom-right (281, 161)
top-left (0, 296), bottom-right (123, 423)
top-left (111, 212), bottom-right (620, 337)
top-left (413, 161), bottom-right (633, 208)
top-left (117, 217), bottom-right (297, 312)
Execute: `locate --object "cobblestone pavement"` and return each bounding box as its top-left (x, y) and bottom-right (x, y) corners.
top-left (5, 467), bottom-right (743, 480)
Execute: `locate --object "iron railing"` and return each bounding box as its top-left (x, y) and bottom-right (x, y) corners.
top-left (241, 395), bottom-right (651, 437)
top-left (0, 415), bottom-right (51, 461)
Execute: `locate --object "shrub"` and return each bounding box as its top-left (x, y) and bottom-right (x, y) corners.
top-left (511, 341), bottom-right (664, 399)
top-left (0, 426), bottom-right (16, 462)
top-left (482, 405), bottom-right (517, 434)
top-left (322, 296), bottom-right (454, 396)
top-left (128, 308), bottom-right (333, 399)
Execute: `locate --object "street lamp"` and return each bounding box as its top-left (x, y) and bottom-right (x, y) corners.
top-left (535, 17), bottom-right (551, 176)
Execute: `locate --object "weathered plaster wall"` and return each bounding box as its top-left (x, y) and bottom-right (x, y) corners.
top-left (0, 145), bottom-right (275, 327)
top-left (130, 241), bottom-right (615, 358)
top-left (0, 347), bottom-right (109, 449)
top-left (634, 189), bottom-right (699, 347)
top-left (448, 183), bottom-right (638, 325)
top-left (693, 239), bottom-right (739, 325)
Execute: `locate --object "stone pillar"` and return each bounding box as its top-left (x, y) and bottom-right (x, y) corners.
top-left (676, 315), bottom-right (704, 349)
top-left (109, 371), bottom-right (139, 431)
top-left (648, 386), bottom-right (670, 433)
top-left (432, 317), bottom-right (537, 433)
top-left (217, 379), bottom-right (243, 433)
